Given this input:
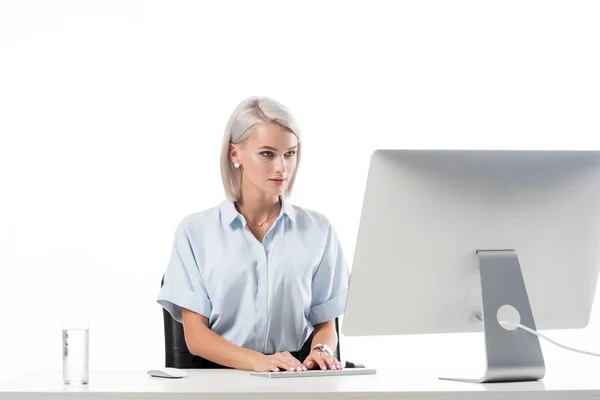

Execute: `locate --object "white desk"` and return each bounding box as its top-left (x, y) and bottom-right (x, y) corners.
top-left (1, 367), bottom-right (600, 399)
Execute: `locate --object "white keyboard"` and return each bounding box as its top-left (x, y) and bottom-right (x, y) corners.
top-left (250, 367), bottom-right (376, 378)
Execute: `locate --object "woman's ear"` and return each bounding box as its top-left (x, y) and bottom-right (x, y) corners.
top-left (229, 143), bottom-right (239, 164)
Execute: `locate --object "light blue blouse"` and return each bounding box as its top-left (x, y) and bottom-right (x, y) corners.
top-left (156, 196), bottom-right (350, 355)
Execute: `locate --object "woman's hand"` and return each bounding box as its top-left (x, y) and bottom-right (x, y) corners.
top-left (250, 351), bottom-right (308, 372)
top-left (303, 349), bottom-right (343, 370)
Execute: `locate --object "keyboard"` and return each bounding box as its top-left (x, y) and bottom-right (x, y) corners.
top-left (250, 367), bottom-right (376, 378)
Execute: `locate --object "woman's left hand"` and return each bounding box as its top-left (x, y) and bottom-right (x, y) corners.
top-left (303, 349), bottom-right (343, 370)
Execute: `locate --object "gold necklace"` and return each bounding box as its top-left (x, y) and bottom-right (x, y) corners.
top-left (236, 202), bottom-right (281, 227)
top-left (250, 209), bottom-right (280, 227)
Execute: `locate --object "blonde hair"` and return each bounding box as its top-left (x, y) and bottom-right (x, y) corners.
top-left (220, 96), bottom-right (302, 201)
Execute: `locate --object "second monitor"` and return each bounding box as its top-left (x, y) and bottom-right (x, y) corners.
top-left (342, 149), bottom-right (600, 383)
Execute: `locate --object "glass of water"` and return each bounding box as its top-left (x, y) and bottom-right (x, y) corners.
top-left (62, 316), bottom-right (89, 385)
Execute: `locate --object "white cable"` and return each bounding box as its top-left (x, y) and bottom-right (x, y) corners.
top-left (499, 320), bottom-right (600, 358)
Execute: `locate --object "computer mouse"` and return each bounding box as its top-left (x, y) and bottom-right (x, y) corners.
top-left (147, 367), bottom-right (187, 378)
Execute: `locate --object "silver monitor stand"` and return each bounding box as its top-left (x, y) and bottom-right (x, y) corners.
top-left (440, 249), bottom-right (545, 383)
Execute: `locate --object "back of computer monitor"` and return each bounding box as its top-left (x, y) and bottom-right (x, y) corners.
top-left (343, 149), bottom-right (600, 338)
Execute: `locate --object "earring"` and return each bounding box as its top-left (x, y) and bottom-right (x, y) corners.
top-left (233, 162), bottom-right (240, 169)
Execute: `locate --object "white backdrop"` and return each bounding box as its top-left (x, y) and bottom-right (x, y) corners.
top-left (2, 0), bottom-right (600, 384)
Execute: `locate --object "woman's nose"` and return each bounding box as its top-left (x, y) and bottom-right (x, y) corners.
top-left (274, 156), bottom-right (286, 172)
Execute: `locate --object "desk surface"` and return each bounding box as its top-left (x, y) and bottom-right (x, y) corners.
top-left (1, 367), bottom-right (600, 399)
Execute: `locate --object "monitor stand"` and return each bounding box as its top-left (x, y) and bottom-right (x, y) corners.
top-left (440, 249), bottom-right (545, 383)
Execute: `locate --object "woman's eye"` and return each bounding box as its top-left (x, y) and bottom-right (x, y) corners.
top-left (260, 151), bottom-right (274, 157)
top-left (285, 151), bottom-right (296, 157)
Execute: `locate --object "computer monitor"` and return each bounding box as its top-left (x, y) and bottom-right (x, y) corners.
top-left (342, 149), bottom-right (600, 383)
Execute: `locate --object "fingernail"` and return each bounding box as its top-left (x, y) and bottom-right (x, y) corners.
top-left (290, 367), bottom-right (295, 372)
top-left (322, 365), bottom-right (327, 370)
top-left (307, 362), bottom-right (312, 368)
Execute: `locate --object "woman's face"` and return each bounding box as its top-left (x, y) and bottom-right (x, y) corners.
top-left (230, 123), bottom-right (299, 197)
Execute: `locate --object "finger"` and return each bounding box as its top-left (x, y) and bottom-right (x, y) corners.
top-left (314, 354), bottom-right (328, 370)
top-left (303, 356), bottom-right (317, 370)
top-left (280, 352), bottom-right (297, 372)
top-left (283, 352), bottom-right (304, 368)
top-left (333, 358), bottom-right (343, 370)
top-left (294, 356), bottom-right (306, 371)
top-left (322, 355), bottom-right (336, 370)
top-left (328, 356), bottom-right (341, 370)
top-left (302, 355), bottom-right (319, 369)
top-left (276, 356), bottom-right (297, 372)
top-left (281, 352), bottom-right (303, 371)
top-left (277, 362), bottom-right (293, 372)
top-left (286, 354), bottom-right (305, 371)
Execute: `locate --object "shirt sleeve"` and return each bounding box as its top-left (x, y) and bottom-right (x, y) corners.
top-left (157, 219), bottom-right (212, 323)
top-left (308, 221), bottom-right (350, 326)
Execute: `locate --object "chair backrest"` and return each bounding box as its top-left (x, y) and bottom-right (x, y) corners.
top-left (161, 275), bottom-right (341, 368)
top-left (161, 275), bottom-right (196, 368)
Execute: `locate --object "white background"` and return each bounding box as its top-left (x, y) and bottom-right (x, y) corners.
top-left (2, 0), bottom-right (600, 385)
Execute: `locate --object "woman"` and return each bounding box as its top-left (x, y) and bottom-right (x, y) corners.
top-left (157, 96), bottom-right (350, 373)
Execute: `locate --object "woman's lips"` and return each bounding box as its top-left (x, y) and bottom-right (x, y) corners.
top-left (269, 178), bottom-right (287, 185)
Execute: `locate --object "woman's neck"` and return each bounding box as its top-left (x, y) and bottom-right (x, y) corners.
top-left (235, 181), bottom-right (281, 223)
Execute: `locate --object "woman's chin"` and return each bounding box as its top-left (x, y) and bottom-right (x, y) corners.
top-left (262, 185), bottom-right (286, 196)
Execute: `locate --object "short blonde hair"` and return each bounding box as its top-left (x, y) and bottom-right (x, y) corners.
top-left (220, 96), bottom-right (302, 201)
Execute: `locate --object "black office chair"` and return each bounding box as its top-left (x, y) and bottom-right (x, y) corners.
top-left (161, 275), bottom-right (345, 369)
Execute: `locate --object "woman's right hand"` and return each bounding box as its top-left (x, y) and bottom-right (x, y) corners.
top-left (251, 351), bottom-right (308, 372)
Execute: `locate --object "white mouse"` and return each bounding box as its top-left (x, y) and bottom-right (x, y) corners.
top-left (147, 367), bottom-right (187, 378)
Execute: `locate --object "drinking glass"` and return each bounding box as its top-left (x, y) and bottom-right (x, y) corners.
top-left (62, 316), bottom-right (89, 385)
